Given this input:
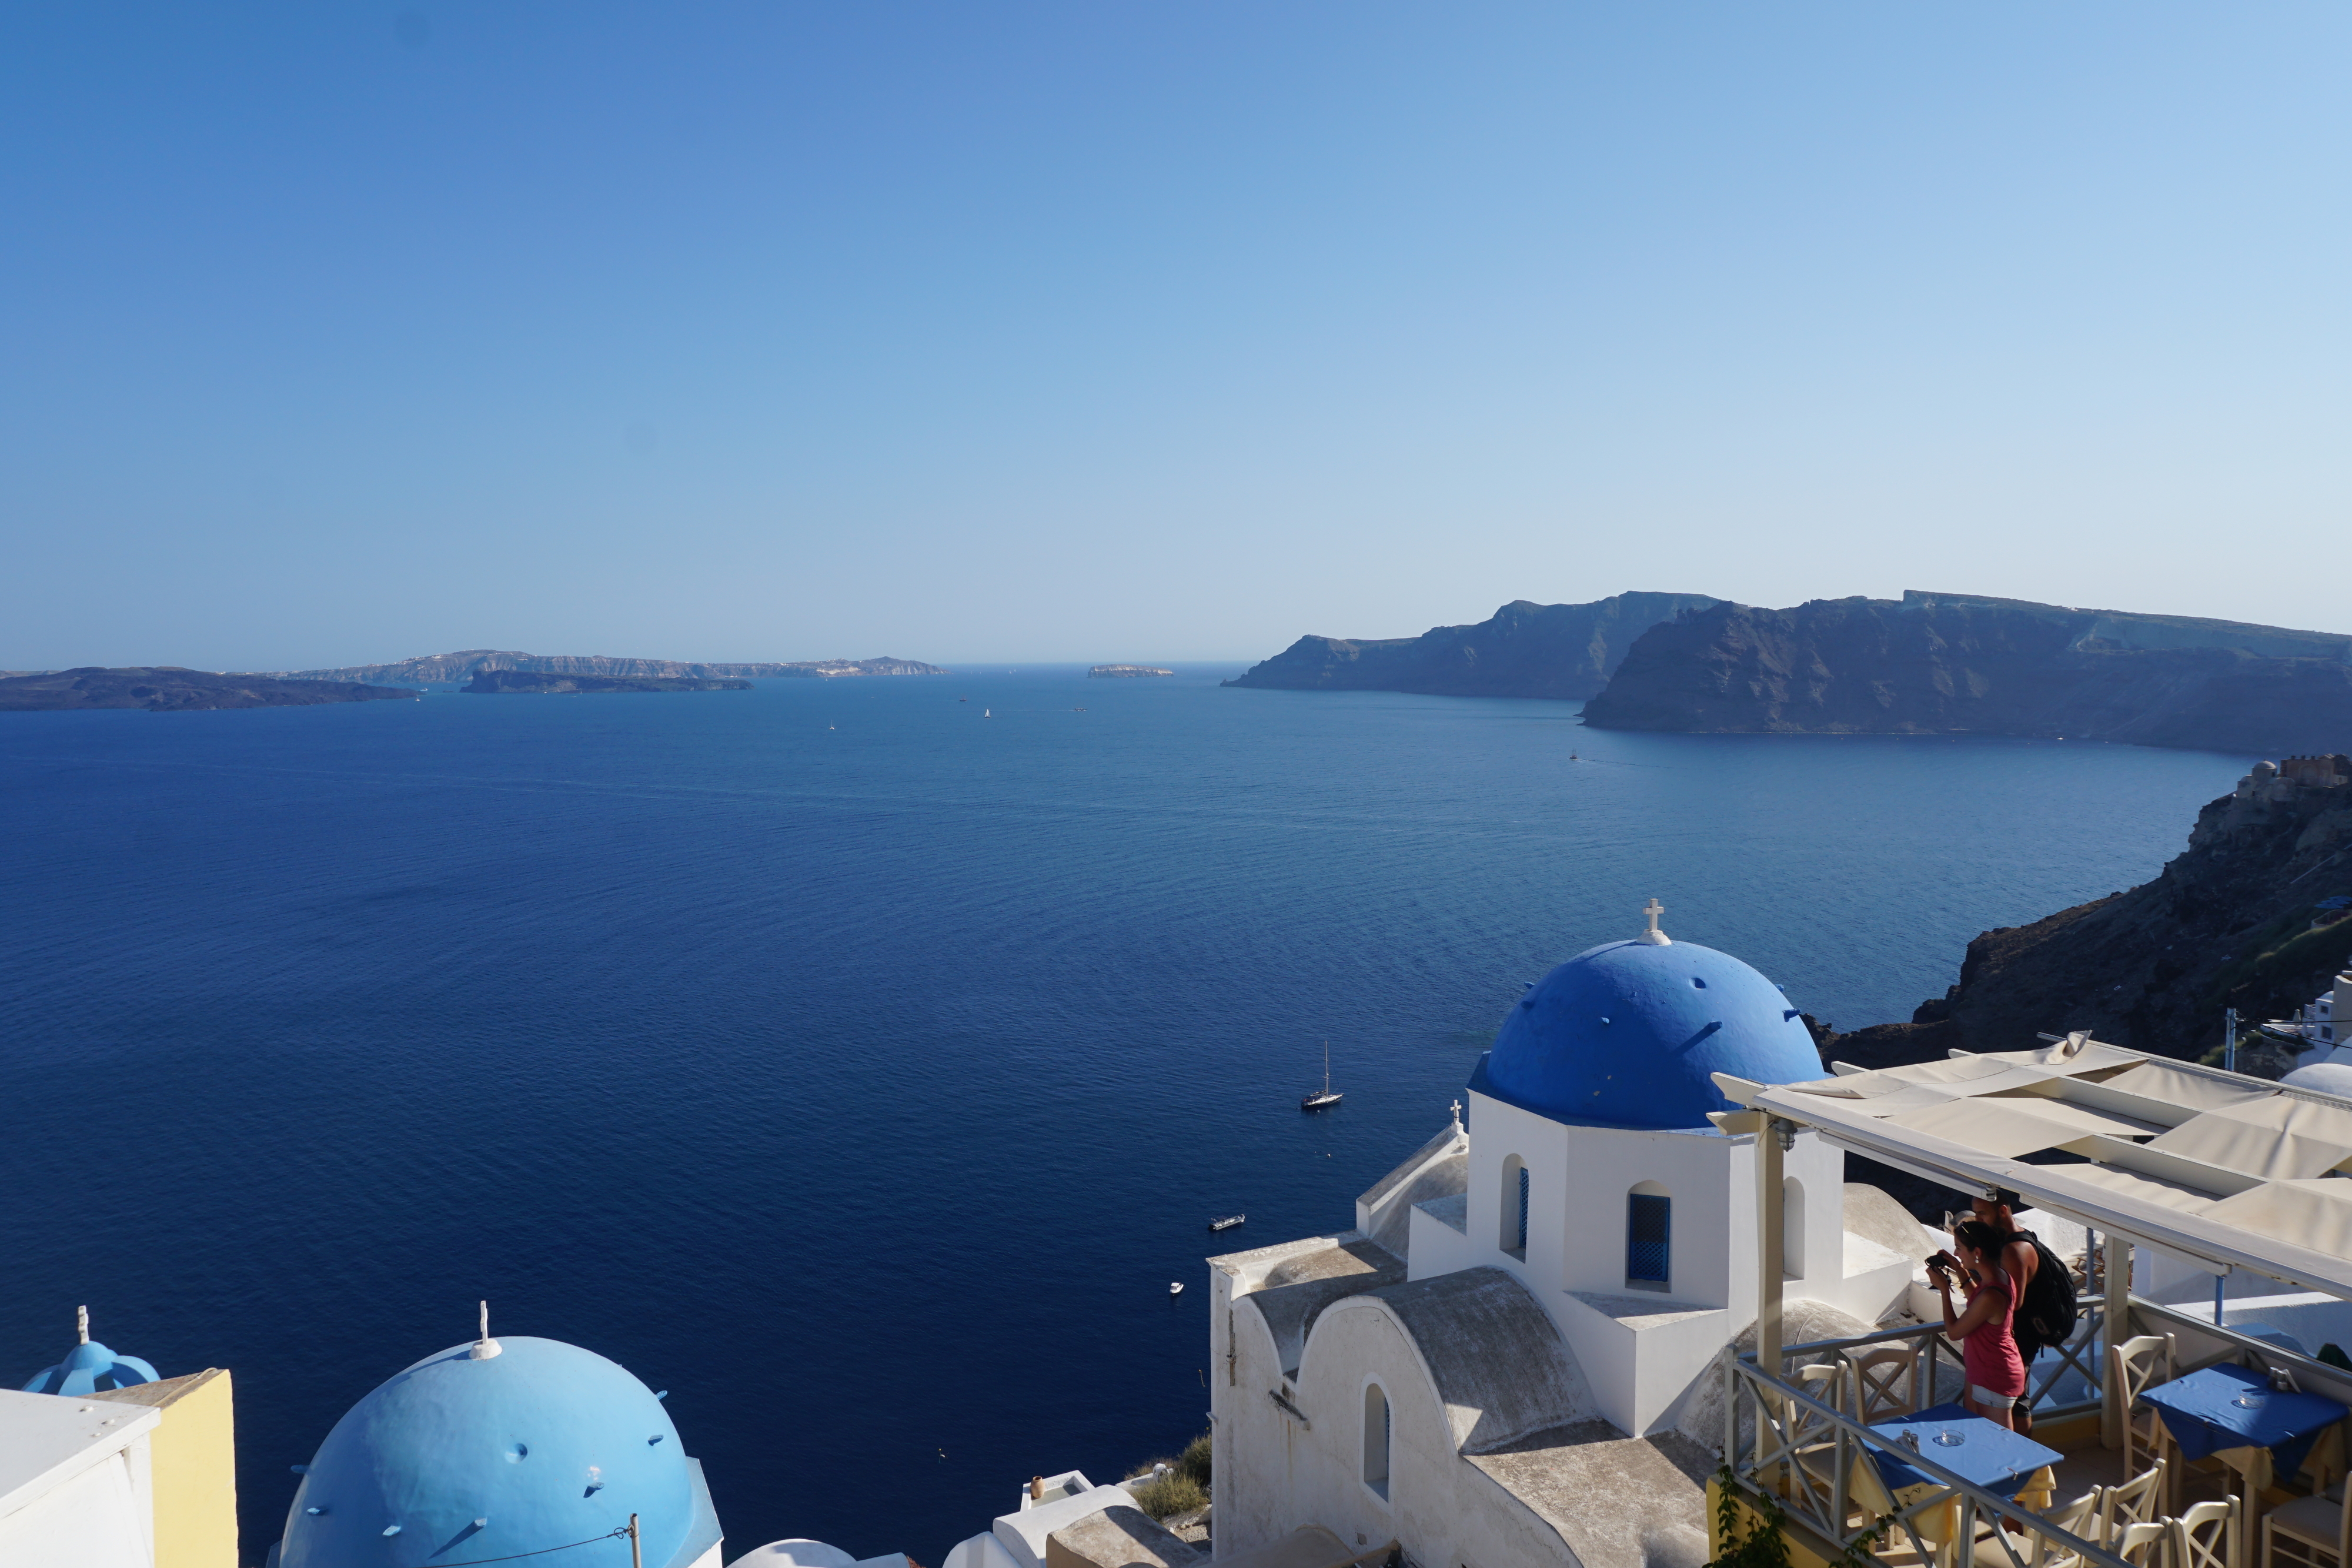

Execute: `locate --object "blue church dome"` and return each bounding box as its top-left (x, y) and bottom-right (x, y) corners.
top-left (1476, 932), bottom-right (1822, 1129)
top-left (280, 1336), bottom-right (714, 1568)
top-left (21, 1308), bottom-right (158, 1396)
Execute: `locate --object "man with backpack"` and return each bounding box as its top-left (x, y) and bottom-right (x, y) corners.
top-left (1966, 1188), bottom-right (2079, 1436)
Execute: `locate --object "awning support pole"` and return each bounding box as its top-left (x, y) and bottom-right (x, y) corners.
top-left (2102, 1231), bottom-right (2132, 1450)
top-left (1756, 1118), bottom-right (1786, 1382)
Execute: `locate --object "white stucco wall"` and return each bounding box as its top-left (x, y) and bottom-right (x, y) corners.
top-left (0, 1402), bottom-right (159, 1568)
top-left (1210, 1276), bottom-right (1577, 1568)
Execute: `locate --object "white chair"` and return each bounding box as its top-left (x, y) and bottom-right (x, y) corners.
top-left (1852, 1345), bottom-right (1922, 1422)
top-left (1789, 1363), bottom-right (1848, 1510)
top-left (2171, 1498), bottom-right (2237, 1568)
top-left (2264, 1483), bottom-right (2352, 1568)
top-left (2111, 1335), bottom-right (2179, 1485)
top-left (2103, 1462), bottom-right (2169, 1547)
top-left (2029, 1489), bottom-right (2107, 1568)
top-left (2114, 1519), bottom-right (2171, 1568)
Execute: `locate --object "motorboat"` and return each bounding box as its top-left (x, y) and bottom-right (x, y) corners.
top-left (1208, 1214), bottom-right (1245, 1232)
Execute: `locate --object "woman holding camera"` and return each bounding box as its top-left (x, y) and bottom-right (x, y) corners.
top-left (1931, 1220), bottom-right (2027, 1429)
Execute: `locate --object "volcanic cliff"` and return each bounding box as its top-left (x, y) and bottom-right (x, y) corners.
top-left (1225, 593), bottom-right (1720, 700)
top-left (1822, 756), bottom-right (2352, 1076)
top-left (0, 667), bottom-right (419, 712)
top-left (1582, 591), bottom-right (2352, 755)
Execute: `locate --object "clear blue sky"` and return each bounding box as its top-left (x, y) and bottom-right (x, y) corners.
top-left (6, 5), bottom-right (2347, 669)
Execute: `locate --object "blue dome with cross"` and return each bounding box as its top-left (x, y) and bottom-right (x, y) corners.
top-left (278, 1334), bottom-right (715, 1568)
top-left (20, 1308), bottom-right (158, 1396)
top-left (1477, 908), bottom-right (1822, 1129)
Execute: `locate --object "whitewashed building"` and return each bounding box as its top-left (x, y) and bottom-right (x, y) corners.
top-left (1207, 908), bottom-right (1919, 1568)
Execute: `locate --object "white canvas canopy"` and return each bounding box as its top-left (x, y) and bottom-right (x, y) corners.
top-left (1714, 1032), bottom-right (2352, 1301)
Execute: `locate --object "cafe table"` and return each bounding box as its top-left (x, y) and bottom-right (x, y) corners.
top-left (2140, 1365), bottom-right (2351, 1568)
top-left (1863, 1405), bottom-right (2066, 1568)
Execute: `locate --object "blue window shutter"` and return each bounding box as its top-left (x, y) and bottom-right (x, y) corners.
top-left (1627, 1194), bottom-right (1671, 1284)
top-left (1516, 1166), bottom-right (1530, 1252)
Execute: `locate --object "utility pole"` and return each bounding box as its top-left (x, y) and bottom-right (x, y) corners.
top-left (2225, 1008), bottom-right (2239, 1074)
top-left (629, 1514), bottom-right (642, 1568)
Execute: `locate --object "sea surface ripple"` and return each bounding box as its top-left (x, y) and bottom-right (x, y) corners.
top-left (0, 667), bottom-right (2244, 1559)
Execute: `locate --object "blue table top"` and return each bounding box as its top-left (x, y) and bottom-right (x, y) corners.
top-left (2140, 1365), bottom-right (2349, 1477)
top-left (1869, 1403), bottom-right (2064, 1497)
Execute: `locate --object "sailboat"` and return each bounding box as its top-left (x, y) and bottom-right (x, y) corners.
top-left (1300, 1042), bottom-right (1342, 1111)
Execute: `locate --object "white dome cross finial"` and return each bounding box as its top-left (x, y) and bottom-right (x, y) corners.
top-left (76, 1305), bottom-right (89, 1345)
top-left (1639, 897), bottom-right (1672, 946)
top-left (470, 1300), bottom-right (501, 1360)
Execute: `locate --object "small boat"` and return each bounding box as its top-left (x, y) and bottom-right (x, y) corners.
top-left (984, 708), bottom-right (992, 717)
top-left (1073, 707), bottom-right (1085, 711)
top-left (1301, 1041), bottom-right (1342, 1111)
top-left (1208, 1214), bottom-right (1245, 1232)
top-left (1168, 1282), bottom-right (1184, 1296)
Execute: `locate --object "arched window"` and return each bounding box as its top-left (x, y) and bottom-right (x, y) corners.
top-left (1783, 1176), bottom-right (1806, 1281)
top-left (1499, 1155), bottom-right (1528, 1259)
top-left (1362, 1382), bottom-right (1391, 1500)
top-left (1626, 1182), bottom-right (1671, 1292)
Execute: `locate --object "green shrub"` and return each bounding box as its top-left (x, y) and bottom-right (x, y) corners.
top-left (1125, 1469), bottom-right (1208, 1521)
top-left (1178, 1432), bottom-right (1211, 1489)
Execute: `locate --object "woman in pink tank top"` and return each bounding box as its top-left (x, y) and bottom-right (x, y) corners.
top-left (1932, 1219), bottom-right (2027, 1428)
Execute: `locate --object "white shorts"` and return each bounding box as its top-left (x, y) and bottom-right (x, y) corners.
top-left (1972, 1384), bottom-right (2023, 1408)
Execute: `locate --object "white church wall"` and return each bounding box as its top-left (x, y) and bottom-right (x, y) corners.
top-left (1280, 1299), bottom-right (1574, 1568)
top-left (1568, 1125), bottom-right (1734, 1306)
top-left (1406, 1197), bottom-right (1476, 1283)
top-left (1554, 1293), bottom-right (1733, 1437)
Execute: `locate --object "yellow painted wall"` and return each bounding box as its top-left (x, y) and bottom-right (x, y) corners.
top-left (92, 1368), bottom-right (239, 1568)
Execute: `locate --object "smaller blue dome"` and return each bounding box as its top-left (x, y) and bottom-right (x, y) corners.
top-left (22, 1311), bottom-right (158, 1397)
top-left (1478, 937), bottom-right (1822, 1129)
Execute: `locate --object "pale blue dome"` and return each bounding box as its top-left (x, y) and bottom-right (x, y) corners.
top-left (21, 1337), bottom-right (158, 1397)
top-left (279, 1337), bottom-right (711, 1568)
top-left (1475, 938), bottom-right (1822, 1128)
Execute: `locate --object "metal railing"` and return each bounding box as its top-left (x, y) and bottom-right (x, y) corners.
top-left (1775, 1295), bottom-right (2110, 1425)
top-left (2134, 1298), bottom-right (2352, 1400)
top-left (1721, 1342), bottom-right (2130, 1568)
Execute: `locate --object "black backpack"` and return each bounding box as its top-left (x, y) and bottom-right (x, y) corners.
top-left (2011, 1228), bottom-right (2079, 1360)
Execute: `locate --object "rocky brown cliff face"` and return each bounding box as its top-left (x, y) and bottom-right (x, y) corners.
top-left (1224, 592), bottom-right (1720, 700)
top-left (1581, 592), bottom-right (2352, 754)
top-left (1826, 762), bottom-right (2352, 1074)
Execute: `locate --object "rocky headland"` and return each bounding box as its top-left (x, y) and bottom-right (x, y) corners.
top-left (0, 667), bottom-right (420, 712)
top-left (1225, 592), bottom-right (1720, 700)
top-left (274, 651), bottom-right (945, 685)
top-left (462, 670), bottom-right (751, 694)
top-left (1820, 754), bottom-right (2352, 1076)
top-left (1582, 591), bottom-right (2352, 755)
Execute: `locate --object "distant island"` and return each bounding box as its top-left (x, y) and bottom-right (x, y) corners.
top-left (1224, 593), bottom-right (1720, 700)
top-left (0, 667), bottom-right (419, 713)
top-left (1089, 665), bottom-right (1174, 678)
top-left (267, 650), bottom-right (947, 686)
top-left (463, 670), bottom-right (750, 695)
top-left (1582, 590), bottom-right (2352, 754)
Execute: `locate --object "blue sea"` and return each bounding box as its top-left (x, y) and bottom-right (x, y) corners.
top-left (0, 669), bottom-right (2246, 1562)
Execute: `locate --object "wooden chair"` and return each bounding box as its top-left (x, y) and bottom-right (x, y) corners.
top-left (2115, 1520), bottom-right (2171, 1568)
top-left (2264, 1482), bottom-right (2352, 1568)
top-left (1788, 1363), bottom-right (1849, 1507)
top-left (2027, 1487), bottom-right (2106, 1568)
top-left (2172, 1499), bottom-right (2236, 1568)
top-left (2103, 1462), bottom-right (2170, 1547)
top-left (1852, 1345), bottom-right (1922, 1422)
top-left (2111, 1335), bottom-right (2180, 1485)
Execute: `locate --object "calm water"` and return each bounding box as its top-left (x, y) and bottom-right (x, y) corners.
top-left (0, 670), bottom-right (2244, 1562)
